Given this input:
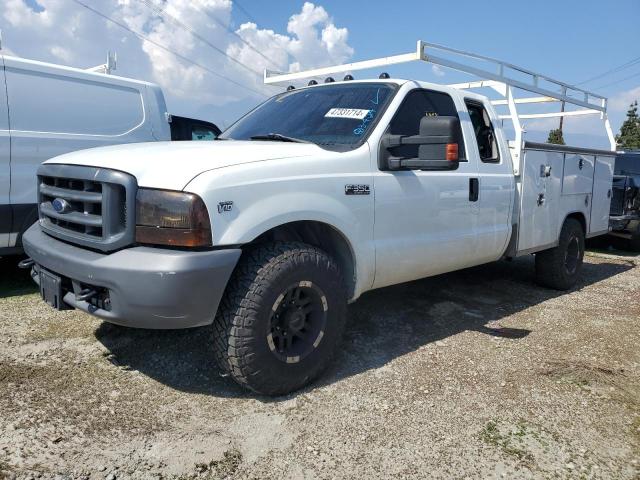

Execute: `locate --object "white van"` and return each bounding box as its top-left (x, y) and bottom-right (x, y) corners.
top-left (0, 55), bottom-right (219, 255)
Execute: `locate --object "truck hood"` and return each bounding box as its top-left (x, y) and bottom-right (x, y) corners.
top-left (44, 141), bottom-right (323, 190)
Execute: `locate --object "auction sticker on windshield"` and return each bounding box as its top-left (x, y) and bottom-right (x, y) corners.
top-left (325, 108), bottom-right (371, 120)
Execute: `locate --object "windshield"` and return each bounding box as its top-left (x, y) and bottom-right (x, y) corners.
top-left (615, 152), bottom-right (640, 175)
top-left (219, 83), bottom-right (397, 151)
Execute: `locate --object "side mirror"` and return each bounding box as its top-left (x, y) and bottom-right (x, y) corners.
top-left (382, 116), bottom-right (461, 171)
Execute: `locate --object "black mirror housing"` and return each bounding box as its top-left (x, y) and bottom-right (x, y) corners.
top-left (383, 115), bottom-right (461, 171)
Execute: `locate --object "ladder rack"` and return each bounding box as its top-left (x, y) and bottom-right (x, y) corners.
top-left (264, 40), bottom-right (616, 166)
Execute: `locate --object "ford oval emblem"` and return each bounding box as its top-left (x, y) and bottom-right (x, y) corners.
top-left (52, 198), bottom-right (71, 214)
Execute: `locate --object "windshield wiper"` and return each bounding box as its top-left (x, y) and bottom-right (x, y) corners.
top-left (249, 133), bottom-right (309, 143)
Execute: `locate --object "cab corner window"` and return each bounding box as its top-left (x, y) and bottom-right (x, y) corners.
top-left (387, 89), bottom-right (466, 161)
top-left (465, 101), bottom-right (499, 163)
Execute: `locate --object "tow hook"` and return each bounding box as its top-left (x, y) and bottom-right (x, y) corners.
top-left (75, 288), bottom-right (98, 302)
top-left (18, 258), bottom-right (35, 269)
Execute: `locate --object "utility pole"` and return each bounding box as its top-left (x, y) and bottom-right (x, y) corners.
top-left (558, 85), bottom-right (566, 135)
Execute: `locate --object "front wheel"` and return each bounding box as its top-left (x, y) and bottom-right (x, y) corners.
top-left (213, 242), bottom-right (347, 396)
top-left (535, 218), bottom-right (585, 290)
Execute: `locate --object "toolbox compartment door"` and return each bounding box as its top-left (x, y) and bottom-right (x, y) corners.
top-left (516, 149), bottom-right (563, 253)
top-left (562, 154), bottom-right (594, 195)
top-left (589, 155), bottom-right (615, 235)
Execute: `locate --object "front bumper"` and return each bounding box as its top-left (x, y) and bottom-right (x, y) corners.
top-left (609, 215), bottom-right (640, 239)
top-left (23, 224), bottom-right (241, 329)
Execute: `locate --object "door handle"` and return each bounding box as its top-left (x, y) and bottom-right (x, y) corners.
top-left (469, 178), bottom-right (479, 202)
top-left (540, 164), bottom-right (552, 177)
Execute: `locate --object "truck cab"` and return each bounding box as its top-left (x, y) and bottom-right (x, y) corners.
top-left (21, 42), bottom-right (616, 395)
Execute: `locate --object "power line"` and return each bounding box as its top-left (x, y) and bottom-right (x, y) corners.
top-left (71, 0), bottom-right (266, 97)
top-left (594, 69), bottom-right (640, 90)
top-left (136, 0), bottom-right (263, 78)
top-left (186, 1), bottom-right (281, 69)
top-left (231, 0), bottom-right (258, 24)
top-left (576, 55), bottom-right (640, 85)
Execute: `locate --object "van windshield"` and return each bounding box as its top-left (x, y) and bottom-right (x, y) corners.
top-left (219, 83), bottom-right (397, 151)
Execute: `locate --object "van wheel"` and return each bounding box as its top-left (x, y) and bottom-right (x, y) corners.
top-left (212, 242), bottom-right (347, 396)
top-left (535, 218), bottom-right (585, 290)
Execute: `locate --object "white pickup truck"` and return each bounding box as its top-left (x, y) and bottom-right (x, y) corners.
top-left (22, 42), bottom-right (617, 395)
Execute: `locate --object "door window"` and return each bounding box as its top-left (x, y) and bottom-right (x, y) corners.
top-left (388, 89), bottom-right (466, 160)
top-left (465, 101), bottom-right (499, 163)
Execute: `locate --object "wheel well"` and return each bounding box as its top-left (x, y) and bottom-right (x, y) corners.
top-left (565, 212), bottom-right (587, 234)
top-left (249, 221), bottom-right (356, 298)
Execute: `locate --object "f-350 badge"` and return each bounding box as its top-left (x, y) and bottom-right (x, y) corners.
top-left (345, 184), bottom-right (370, 195)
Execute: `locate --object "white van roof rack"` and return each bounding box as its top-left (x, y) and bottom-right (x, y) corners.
top-left (264, 40), bottom-right (616, 156)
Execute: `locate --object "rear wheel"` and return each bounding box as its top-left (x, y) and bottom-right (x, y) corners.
top-left (535, 218), bottom-right (585, 290)
top-left (213, 242), bottom-right (347, 395)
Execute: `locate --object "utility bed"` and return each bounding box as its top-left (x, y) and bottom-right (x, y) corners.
top-left (513, 143), bottom-right (614, 255)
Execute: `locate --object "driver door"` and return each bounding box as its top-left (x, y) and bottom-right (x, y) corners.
top-left (372, 89), bottom-right (479, 289)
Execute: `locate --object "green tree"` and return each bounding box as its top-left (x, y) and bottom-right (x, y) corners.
top-left (616, 101), bottom-right (640, 150)
top-left (547, 128), bottom-right (565, 145)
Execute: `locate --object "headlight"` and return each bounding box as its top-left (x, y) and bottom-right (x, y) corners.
top-left (135, 188), bottom-right (212, 247)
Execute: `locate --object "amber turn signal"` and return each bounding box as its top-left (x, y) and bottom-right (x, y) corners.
top-left (446, 143), bottom-right (459, 161)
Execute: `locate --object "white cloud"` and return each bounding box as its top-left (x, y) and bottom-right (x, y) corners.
top-left (431, 64), bottom-right (445, 77)
top-left (49, 45), bottom-right (74, 64)
top-left (0, 0), bottom-right (354, 120)
top-left (3, 0), bottom-right (54, 27)
top-left (229, 2), bottom-right (353, 86)
top-left (609, 85), bottom-right (640, 112)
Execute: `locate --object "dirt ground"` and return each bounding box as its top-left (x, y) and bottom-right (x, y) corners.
top-left (0, 247), bottom-right (639, 480)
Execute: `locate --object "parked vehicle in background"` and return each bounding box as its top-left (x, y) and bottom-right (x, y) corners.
top-left (609, 150), bottom-right (640, 250)
top-left (169, 115), bottom-right (221, 141)
top-left (22, 42), bottom-right (617, 395)
top-left (0, 54), bottom-right (219, 256)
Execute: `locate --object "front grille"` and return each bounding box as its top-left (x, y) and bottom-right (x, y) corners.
top-left (610, 176), bottom-right (628, 216)
top-left (37, 164), bottom-right (137, 252)
top-left (610, 186), bottom-right (625, 216)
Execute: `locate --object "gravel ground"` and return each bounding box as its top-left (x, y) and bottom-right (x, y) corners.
top-left (0, 248), bottom-right (639, 479)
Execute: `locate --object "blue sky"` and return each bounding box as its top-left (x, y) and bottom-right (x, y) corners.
top-left (243, 0), bottom-right (638, 91)
top-left (241, 0), bottom-right (640, 146)
top-left (3, 0), bottom-right (640, 147)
